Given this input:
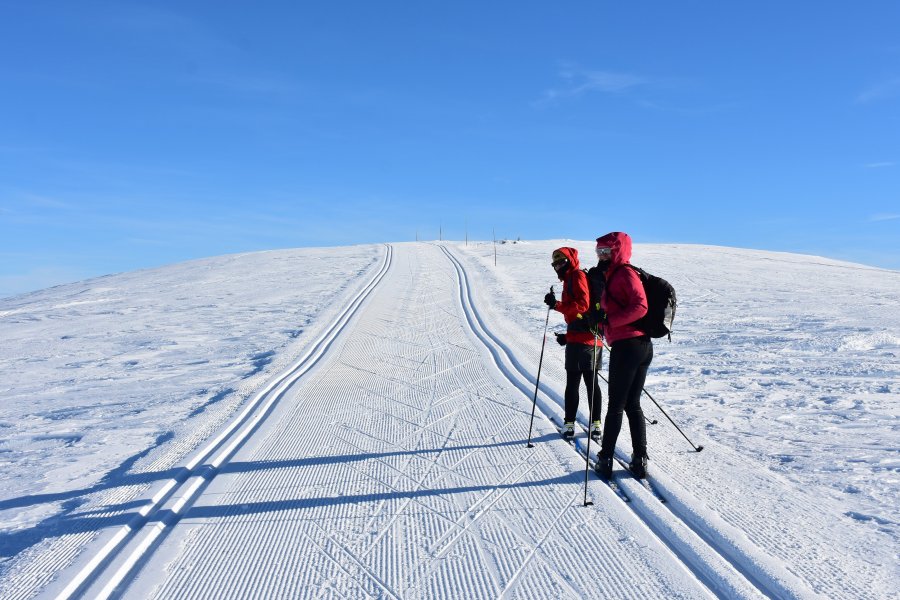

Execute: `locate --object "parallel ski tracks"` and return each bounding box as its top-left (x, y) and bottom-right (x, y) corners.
top-left (438, 244), bottom-right (795, 600)
top-left (55, 245), bottom-right (394, 600)
top-left (51, 243), bottom-right (818, 599)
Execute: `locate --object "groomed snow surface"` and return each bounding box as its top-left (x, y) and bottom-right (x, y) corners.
top-left (0, 241), bottom-right (897, 599)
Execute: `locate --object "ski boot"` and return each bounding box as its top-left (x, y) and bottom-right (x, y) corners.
top-left (561, 421), bottom-right (575, 440)
top-left (629, 455), bottom-right (648, 479)
top-left (594, 454), bottom-right (613, 479)
top-left (589, 420), bottom-right (602, 442)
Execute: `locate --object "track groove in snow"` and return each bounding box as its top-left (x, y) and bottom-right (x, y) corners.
top-left (21, 242), bottom-right (887, 599)
top-left (104, 244), bottom-right (714, 599)
top-left (48, 246), bottom-right (394, 599)
top-left (449, 240), bottom-right (899, 600)
top-left (439, 244), bottom-right (774, 600)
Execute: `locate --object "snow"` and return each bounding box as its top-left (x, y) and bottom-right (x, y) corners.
top-left (0, 241), bottom-right (897, 599)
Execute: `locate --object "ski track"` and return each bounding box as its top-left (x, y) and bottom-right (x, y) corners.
top-left (440, 245), bottom-right (771, 600)
top-left (0, 248), bottom-right (384, 600)
top-left (452, 241), bottom-right (900, 600)
top-left (22, 241), bottom-right (889, 599)
top-left (34, 246), bottom-right (394, 600)
top-left (57, 243), bottom-right (715, 599)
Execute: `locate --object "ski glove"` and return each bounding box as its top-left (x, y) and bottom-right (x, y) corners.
top-left (596, 307), bottom-right (609, 325)
top-left (555, 333), bottom-right (567, 346)
top-left (544, 291), bottom-right (557, 308)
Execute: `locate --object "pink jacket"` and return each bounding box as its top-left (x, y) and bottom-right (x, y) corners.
top-left (597, 232), bottom-right (648, 345)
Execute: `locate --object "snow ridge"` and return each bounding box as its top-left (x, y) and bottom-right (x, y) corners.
top-left (2, 241), bottom-right (894, 599)
top-left (120, 243), bottom-right (713, 599)
top-left (55, 246), bottom-right (393, 599)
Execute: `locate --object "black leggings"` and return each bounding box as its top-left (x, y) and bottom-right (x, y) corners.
top-left (564, 343), bottom-right (602, 424)
top-left (598, 336), bottom-right (653, 459)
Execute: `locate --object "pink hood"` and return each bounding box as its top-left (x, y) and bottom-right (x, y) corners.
top-left (595, 231), bottom-right (632, 270)
top-left (595, 231), bottom-right (647, 344)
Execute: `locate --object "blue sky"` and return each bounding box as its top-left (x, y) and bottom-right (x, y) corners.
top-left (2, 1), bottom-right (898, 297)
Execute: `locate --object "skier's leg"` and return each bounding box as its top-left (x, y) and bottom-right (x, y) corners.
top-left (581, 368), bottom-right (601, 424)
top-left (563, 343), bottom-right (581, 423)
top-left (598, 339), bottom-right (642, 458)
top-left (564, 370), bottom-right (582, 423)
top-left (624, 338), bottom-right (653, 459)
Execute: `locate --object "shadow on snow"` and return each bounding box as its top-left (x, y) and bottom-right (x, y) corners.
top-left (0, 433), bottom-right (564, 560)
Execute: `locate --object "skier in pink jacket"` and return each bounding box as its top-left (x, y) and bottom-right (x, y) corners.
top-left (593, 232), bottom-right (652, 479)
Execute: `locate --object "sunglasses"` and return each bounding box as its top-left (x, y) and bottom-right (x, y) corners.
top-left (551, 258), bottom-right (568, 268)
top-left (596, 247), bottom-right (612, 258)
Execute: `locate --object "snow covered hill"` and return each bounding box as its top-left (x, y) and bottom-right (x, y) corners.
top-left (0, 242), bottom-right (897, 599)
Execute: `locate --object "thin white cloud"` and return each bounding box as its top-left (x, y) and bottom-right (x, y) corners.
top-left (95, 7), bottom-right (300, 97)
top-left (560, 65), bottom-right (646, 93)
top-left (96, 5), bottom-right (237, 56)
top-left (538, 63), bottom-right (647, 105)
top-left (188, 72), bottom-right (304, 96)
top-left (857, 78), bottom-right (900, 104)
top-left (22, 194), bottom-right (74, 210)
top-left (636, 98), bottom-right (740, 115)
top-left (2, 192), bottom-right (76, 214)
top-left (870, 213), bottom-right (900, 222)
top-left (864, 161), bottom-right (895, 168)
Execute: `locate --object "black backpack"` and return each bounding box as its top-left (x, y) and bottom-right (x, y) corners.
top-left (605, 264), bottom-right (677, 340)
top-left (582, 266), bottom-right (608, 334)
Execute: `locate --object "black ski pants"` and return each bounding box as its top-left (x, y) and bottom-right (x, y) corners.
top-left (598, 336), bottom-right (653, 459)
top-left (563, 342), bottom-right (602, 424)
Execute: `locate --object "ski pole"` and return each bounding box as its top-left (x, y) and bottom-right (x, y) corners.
top-left (582, 333), bottom-right (601, 506)
top-left (641, 386), bottom-right (703, 452)
top-left (601, 343), bottom-right (700, 451)
top-left (526, 286), bottom-right (554, 448)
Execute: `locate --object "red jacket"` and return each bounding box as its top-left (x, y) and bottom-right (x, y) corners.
top-left (597, 232), bottom-right (648, 345)
top-left (553, 247), bottom-right (600, 346)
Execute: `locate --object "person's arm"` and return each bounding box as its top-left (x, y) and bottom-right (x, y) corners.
top-left (556, 270), bottom-right (590, 318)
top-left (606, 267), bottom-right (647, 328)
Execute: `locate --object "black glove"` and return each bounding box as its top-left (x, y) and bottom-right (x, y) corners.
top-left (544, 291), bottom-right (557, 308)
top-left (555, 333), bottom-right (567, 346)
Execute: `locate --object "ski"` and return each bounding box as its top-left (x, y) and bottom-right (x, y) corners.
top-left (612, 453), bottom-right (667, 503)
top-left (549, 417), bottom-right (630, 503)
top-left (577, 423), bottom-right (668, 505)
top-left (577, 438), bottom-right (630, 503)
top-left (574, 422), bottom-right (666, 503)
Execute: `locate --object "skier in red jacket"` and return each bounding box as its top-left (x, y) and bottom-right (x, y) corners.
top-left (592, 232), bottom-right (652, 479)
top-left (544, 247), bottom-right (602, 440)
